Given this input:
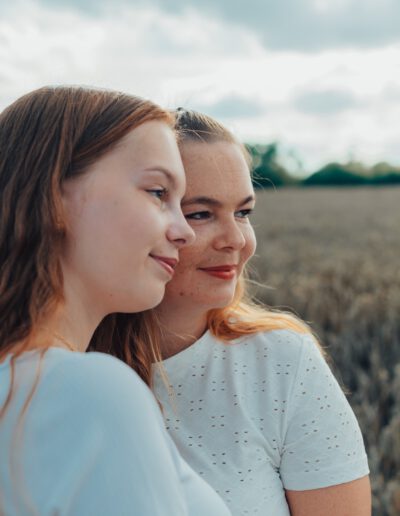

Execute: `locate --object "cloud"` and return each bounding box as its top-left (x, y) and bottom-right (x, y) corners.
top-left (20, 0), bottom-right (103, 14)
top-left (383, 84), bottom-right (400, 102)
top-left (1, 1), bottom-right (400, 173)
top-left (22, 0), bottom-right (400, 52)
top-left (0, 1), bottom-right (261, 111)
top-left (154, 0), bottom-right (400, 52)
top-left (191, 94), bottom-right (266, 119)
top-left (293, 89), bottom-right (362, 115)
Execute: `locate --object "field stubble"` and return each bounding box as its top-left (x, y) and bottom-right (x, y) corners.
top-left (251, 186), bottom-right (400, 515)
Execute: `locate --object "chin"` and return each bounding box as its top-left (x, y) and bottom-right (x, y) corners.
top-left (121, 287), bottom-right (165, 313)
top-left (140, 292), bottom-right (165, 311)
top-left (203, 293), bottom-right (236, 310)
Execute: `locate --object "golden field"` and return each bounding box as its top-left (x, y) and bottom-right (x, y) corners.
top-left (251, 186), bottom-right (400, 516)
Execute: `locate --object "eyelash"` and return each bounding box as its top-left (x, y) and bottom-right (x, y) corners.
top-left (185, 208), bottom-right (253, 220)
top-left (147, 188), bottom-right (168, 201)
top-left (237, 209), bottom-right (253, 218)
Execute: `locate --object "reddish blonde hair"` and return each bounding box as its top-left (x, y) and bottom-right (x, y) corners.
top-left (175, 108), bottom-right (314, 342)
top-left (0, 85), bottom-right (174, 400)
top-left (0, 86), bottom-right (175, 510)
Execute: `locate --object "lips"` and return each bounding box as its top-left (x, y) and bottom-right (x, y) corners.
top-left (200, 265), bottom-right (237, 272)
top-left (199, 264), bottom-right (238, 280)
top-left (150, 255), bottom-right (178, 276)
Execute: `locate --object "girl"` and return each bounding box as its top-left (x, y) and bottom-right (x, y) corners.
top-left (151, 109), bottom-right (371, 516)
top-left (0, 89), bottom-right (230, 516)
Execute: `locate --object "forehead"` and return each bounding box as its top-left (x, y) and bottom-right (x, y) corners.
top-left (180, 141), bottom-right (253, 196)
top-left (116, 120), bottom-right (185, 188)
top-left (118, 120), bottom-right (178, 164)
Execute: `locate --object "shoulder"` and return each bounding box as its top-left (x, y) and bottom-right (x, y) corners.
top-left (40, 350), bottom-right (158, 423)
top-left (17, 351), bottom-right (195, 515)
top-left (203, 330), bottom-right (326, 399)
top-left (220, 330), bottom-right (331, 399)
top-left (228, 328), bottom-right (321, 365)
top-left (45, 349), bottom-right (146, 390)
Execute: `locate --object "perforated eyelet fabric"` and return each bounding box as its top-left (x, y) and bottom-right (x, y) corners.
top-left (153, 329), bottom-right (369, 516)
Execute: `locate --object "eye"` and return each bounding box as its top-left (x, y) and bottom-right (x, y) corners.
top-left (235, 208), bottom-right (253, 219)
top-left (185, 211), bottom-right (211, 220)
top-left (147, 187), bottom-right (168, 201)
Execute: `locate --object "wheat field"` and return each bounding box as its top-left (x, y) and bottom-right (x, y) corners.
top-left (251, 186), bottom-right (400, 516)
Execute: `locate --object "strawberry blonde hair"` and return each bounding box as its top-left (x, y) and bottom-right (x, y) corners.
top-left (171, 108), bottom-right (313, 342)
top-left (0, 85), bottom-right (174, 411)
top-left (0, 86), bottom-right (176, 512)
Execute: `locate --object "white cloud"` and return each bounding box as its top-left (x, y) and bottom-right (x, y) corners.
top-left (0, 1), bottom-right (260, 101)
top-left (0, 0), bottom-right (399, 173)
top-left (22, 0), bottom-right (400, 51)
top-left (0, 2), bottom-right (104, 104)
top-left (293, 89), bottom-right (362, 115)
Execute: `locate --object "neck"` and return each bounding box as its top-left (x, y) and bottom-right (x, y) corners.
top-left (37, 278), bottom-right (106, 353)
top-left (156, 303), bottom-right (209, 360)
top-left (37, 302), bottom-right (99, 353)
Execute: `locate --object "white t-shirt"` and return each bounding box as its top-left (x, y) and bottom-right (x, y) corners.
top-left (0, 349), bottom-right (230, 516)
top-left (153, 329), bottom-right (369, 516)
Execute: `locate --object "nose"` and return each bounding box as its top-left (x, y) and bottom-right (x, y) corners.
top-left (214, 218), bottom-right (246, 251)
top-left (167, 210), bottom-right (195, 249)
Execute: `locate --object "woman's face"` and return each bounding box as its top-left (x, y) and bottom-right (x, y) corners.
top-left (61, 120), bottom-right (195, 316)
top-left (161, 140), bottom-right (256, 311)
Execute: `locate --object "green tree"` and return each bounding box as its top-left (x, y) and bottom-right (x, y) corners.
top-left (303, 163), bottom-right (366, 186)
top-left (247, 143), bottom-right (298, 188)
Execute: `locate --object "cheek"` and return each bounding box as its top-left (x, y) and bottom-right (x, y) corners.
top-left (166, 242), bottom-right (205, 292)
top-left (242, 226), bottom-right (257, 263)
top-left (174, 232), bottom-right (208, 271)
top-left (173, 250), bottom-right (199, 277)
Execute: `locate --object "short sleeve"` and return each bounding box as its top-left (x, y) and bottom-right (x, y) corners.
top-left (26, 352), bottom-right (189, 516)
top-left (279, 334), bottom-right (369, 490)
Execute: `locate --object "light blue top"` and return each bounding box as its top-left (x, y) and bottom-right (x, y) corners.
top-left (0, 349), bottom-right (231, 516)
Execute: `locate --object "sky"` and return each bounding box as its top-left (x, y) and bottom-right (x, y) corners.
top-left (1, 0), bottom-right (400, 175)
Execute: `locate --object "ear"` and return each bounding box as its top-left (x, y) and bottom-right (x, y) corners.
top-left (57, 177), bottom-right (84, 237)
top-left (59, 172), bottom-right (91, 224)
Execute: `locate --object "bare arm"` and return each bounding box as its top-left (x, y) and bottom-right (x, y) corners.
top-left (285, 476), bottom-right (371, 516)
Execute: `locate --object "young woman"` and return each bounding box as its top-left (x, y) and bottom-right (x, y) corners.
top-left (150, 109), bottom-right (371, 516)
top-left (0, 88), bottom-right (230, 516)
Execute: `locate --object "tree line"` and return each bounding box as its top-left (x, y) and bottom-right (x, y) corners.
top-left (248, 143), bottom-right (400, 188)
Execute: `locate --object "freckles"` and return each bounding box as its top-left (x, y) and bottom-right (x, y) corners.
top-left (184, 282), bottom-right (204, 299)
top-left (248, 240), bottom-right (257, 258)
top-left (246, 230), bottom-right (257, 257)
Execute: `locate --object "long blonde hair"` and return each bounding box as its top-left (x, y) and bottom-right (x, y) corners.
top-left (174, 108), bottom-right (315, 343)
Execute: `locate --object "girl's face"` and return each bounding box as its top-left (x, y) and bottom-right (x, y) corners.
top-left (61, 120), bottom-right (195, 316)
top-left (162, 140), bottom-right (256, 312)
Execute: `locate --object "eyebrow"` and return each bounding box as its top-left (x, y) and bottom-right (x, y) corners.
top-left (181, 194), bottom-right (255, 208)
top-left (143, 166), bottom-right (177, 185)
